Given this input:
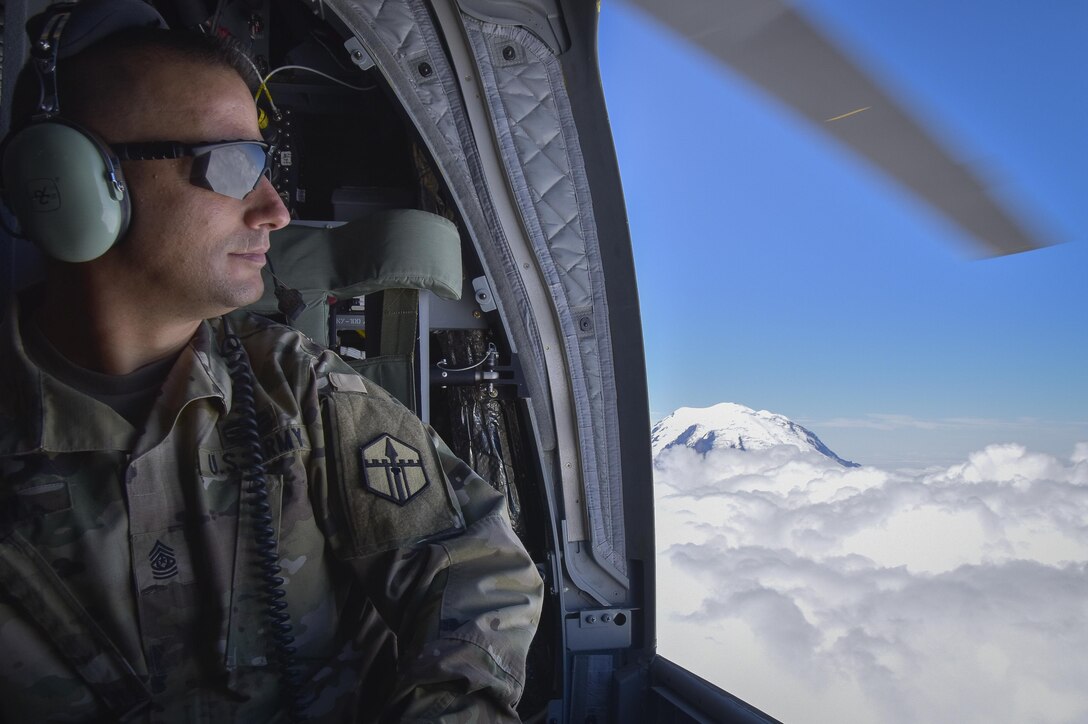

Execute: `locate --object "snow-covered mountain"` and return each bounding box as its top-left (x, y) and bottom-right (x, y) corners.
top-left (651, 402), bottom-right (859, 467)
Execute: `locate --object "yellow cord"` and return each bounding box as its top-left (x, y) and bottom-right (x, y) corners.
top-left (255, 83), bottom-right (275, 129)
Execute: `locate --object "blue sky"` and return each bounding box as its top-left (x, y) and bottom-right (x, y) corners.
top-left (598, 0), bottom-right (1088, 466)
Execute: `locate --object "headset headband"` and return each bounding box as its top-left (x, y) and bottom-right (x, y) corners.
top-left (25, 0), bottom-right (169, 120)
top-left (30, 6), bottom-right (74, 119)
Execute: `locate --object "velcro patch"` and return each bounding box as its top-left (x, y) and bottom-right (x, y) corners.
top-left (359, 435), bottom-right (430, 505)
top-left (329, 372), bottom-right (367, 394)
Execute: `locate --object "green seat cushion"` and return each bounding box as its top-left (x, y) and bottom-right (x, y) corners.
top-left (246, 209), bottom-right (462, 346)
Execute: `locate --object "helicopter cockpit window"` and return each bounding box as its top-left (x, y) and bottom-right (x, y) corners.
top-left (602, 1), bottom-right (1088, 722)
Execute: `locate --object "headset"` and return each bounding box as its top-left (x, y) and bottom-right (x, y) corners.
top-left (0, 0), bottom-right (165, 262)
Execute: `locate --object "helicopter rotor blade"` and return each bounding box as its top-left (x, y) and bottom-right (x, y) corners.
top-left (624, 0), bottom-right (1052, 256)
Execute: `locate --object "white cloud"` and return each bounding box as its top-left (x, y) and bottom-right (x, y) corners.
top-left (655, 442), bottom-right (1088, 724)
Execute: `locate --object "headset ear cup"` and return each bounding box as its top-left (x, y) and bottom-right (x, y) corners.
top-left (0, 121), bottom-right (130, 262)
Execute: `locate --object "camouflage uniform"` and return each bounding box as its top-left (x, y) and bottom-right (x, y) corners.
top-left (0, 302), bottom-right (543, 722)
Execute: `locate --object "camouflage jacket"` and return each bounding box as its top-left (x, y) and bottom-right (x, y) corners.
top-left (0, 304), bottom-right (543, 723)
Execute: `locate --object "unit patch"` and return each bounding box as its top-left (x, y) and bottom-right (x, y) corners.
top-left (360, 435), bottom-right (430, 505)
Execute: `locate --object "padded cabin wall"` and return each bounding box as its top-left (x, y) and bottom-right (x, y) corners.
top-left (318, 0), bottom-right (633, 605)
top-left (458, 15), bottom-right (629, 596)
top-left (556, 0), bottom-right (656, 654)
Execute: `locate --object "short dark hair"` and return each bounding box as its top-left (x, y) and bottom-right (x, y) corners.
top-left (9, 27), bottom-right (258, 133)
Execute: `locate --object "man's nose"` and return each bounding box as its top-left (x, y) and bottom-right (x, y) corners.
top-left (244, 176), bottom-right (290, 230)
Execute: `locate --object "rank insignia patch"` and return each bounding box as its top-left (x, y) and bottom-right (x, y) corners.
top-left (149, 540), bottom-right (178, 580)
top-left (360, 435), bottom-right (430, 505)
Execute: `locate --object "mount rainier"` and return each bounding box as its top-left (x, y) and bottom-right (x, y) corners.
top-left (651, 402), bottom-right (859, 467)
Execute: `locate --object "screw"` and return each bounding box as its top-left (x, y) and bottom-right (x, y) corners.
top-left (473, 310), bottom-right (482, 319)
top-left (586, 615), bottom-right (596, 624)
top-left (418, 62), bottom-right (433, 77)
top-left (352, 49), bottom-right (363, 60)
top-left (602, 614), bottom-right (612, 622)
top-left (502, 45), bottom-right (516, 61)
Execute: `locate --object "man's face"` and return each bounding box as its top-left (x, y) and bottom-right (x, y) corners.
top-left (95, 55), bottom-right (290, 321)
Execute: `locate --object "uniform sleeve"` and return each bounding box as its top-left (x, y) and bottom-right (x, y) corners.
top-left (317, 379), bottom-right (543, 723)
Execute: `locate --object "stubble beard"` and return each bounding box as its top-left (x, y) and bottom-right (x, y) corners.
top-left (207, 265), bottom-right (267, 317)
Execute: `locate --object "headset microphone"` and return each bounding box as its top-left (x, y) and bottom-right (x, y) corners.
top-left (265, 257), bottom-right (305, 322)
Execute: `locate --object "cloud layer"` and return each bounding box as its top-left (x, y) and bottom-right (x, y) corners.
top-left (655, 442), bottom-right (1088, 724)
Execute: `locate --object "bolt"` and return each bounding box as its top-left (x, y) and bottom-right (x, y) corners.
top-left (418, 62), bottom-right (433, 77)
top-left (502, 45), bottom-right (516, 61)
top-left (352, 49), bottom-right (363, 60)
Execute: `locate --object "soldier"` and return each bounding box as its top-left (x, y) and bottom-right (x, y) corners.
top-left (0, 1), bottom-right (542, 721)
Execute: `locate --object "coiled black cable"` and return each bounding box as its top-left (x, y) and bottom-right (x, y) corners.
top-left (220, 325), bottom-right (306, 721)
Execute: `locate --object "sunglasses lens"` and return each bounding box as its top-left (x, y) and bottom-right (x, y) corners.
top-left (198, 143), bottom-right (268, 199)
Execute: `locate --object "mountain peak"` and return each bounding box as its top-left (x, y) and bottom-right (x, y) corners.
top-left (651, 402), bottom-right (859, 467)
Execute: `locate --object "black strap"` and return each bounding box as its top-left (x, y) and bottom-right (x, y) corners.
top-left (379, 288), bottom-right (419, 358)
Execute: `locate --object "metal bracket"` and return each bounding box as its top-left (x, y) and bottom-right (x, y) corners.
top-left (565, 608), bottom-right (632, 652)
top-left (343, 36), bottom-right (375, 71)
top-left (471, 275), bottom-right (497, 312)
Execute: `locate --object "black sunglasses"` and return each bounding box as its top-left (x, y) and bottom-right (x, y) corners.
top-left (110, 140), bottom-right (274, 200)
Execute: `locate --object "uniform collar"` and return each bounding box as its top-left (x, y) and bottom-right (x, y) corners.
top-left (133, 319), bottom-right (232, 458)
top-left (0, 297), bottom-right (230, 456)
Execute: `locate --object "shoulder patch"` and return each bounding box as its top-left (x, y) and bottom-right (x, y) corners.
top-left (359, 435), bottom-right (430, 505)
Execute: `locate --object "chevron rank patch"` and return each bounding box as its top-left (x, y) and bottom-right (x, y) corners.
top-left (360, 435), bottom-right (431, 505)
